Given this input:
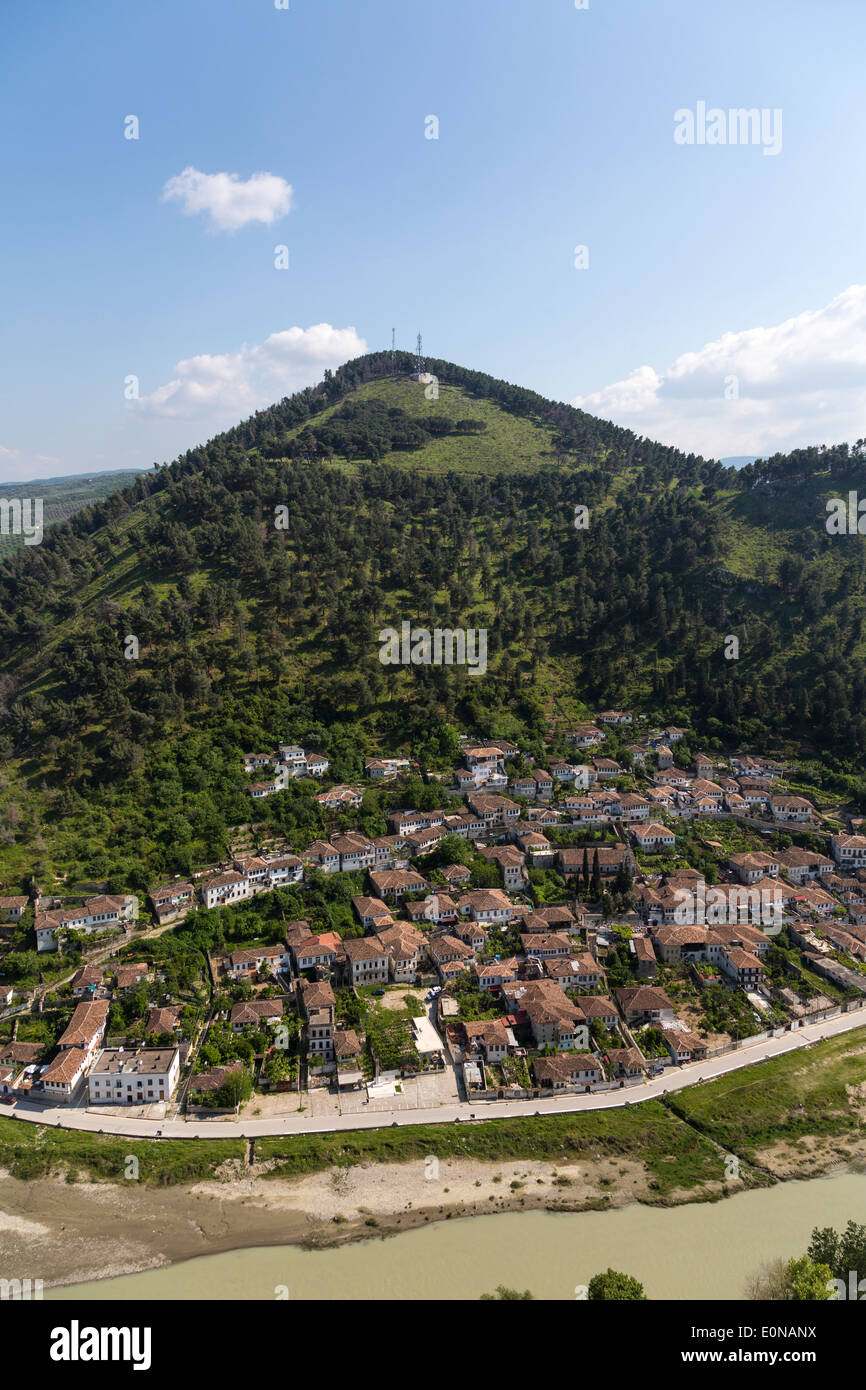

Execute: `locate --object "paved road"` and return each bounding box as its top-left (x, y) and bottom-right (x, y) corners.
top-left (7, 1005), bottom-right (866, 1141)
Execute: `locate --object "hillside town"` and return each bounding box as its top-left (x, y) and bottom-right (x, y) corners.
top-left (2, 716), bottom-right (866, 1121)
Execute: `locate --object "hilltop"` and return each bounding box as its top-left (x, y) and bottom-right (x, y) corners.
top-left (0, 348), bottom-right (864, 886)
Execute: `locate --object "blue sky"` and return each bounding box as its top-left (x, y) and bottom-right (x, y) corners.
top-left (1, 0), bottom-right (864, 481)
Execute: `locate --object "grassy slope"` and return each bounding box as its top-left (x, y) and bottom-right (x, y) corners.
top-left (722, 478), bottom-right (846, 576)
top-left (273, 376), bottom-right (563, 475)
top-left (666, 1026), bottom-right (866, 1160)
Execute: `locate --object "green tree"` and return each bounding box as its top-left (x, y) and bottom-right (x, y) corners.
top-left (262, 1050), bottom-right (295, 1083)
top-left (590, 849), bottom-right (602, 901)
top-left (808, 1221), bottom-right (866, 1285)
top-left (785, 1256), bottom-right (834, 1301)
top-left (746, 1255), bottom-right (833, 1301)
top-left (480, 1285), bottom-right (534, 1301)
top-left (215, 1070), bottom-right (252, 1108)
top-left (587, 1269), bottom-right (647, 1301)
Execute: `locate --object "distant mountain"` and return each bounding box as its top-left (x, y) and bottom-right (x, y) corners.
top-left (0, 469), bottom-right (143, 555)
top-left (722, 456), bottom-right (760, 469)
top-left (0, 349), bottom-right (864, 885)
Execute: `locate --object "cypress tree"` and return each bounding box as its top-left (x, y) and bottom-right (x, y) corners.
top-left (591, 849), bottom-right (602, 901)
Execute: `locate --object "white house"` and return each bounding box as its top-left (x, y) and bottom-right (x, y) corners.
top-left (342, 937), bottom-right (389, 986)
top-left (770, 794), bottom-right (814, 824)
top-left (831, 835), bottom-right (866, 869)
top-left (457, 889), bottom-right (514, 924)
top-left (0, 896), bottom-right (27, 922)
top-left (304, 841), bottom-right (341, 873)
top-left (41, 1047), bottom-right (91, 1104)
top-left (200, 871), bottom-right (251, 910)
top-left (248, 780), bottom-right (279, 800)
top-left (266, 854), bottom-right (304, 886)
top-left (278, 744), bottom-right (306, 768)
top-left (226, 944), bottom-right (290, 978)
top-left (632, 822), bottom-right (676, 852)
top-left (303, 752), bottom-right (330, 777)
top-left (88, 1047), bottom-right (181, 1106)
top-left (331, 833), bottom-right (376, 873)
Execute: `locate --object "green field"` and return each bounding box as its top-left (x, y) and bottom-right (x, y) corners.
top-left (665, 1026), bottom-right (866, 1160)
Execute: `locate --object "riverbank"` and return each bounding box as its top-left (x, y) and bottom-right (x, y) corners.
top-left (6, 1127), bottom-right (866, 1292)
top-left (0, 1148), bottom-right (734, 1290)
top-left (2, 1026), bottom-right (865, 1290)
top-left (48, 1170), bottom-right (866, 1302)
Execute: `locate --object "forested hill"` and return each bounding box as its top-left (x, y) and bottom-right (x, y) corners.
top-left (0, 348), bottom-right (865, 886)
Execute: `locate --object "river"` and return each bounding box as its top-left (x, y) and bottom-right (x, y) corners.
top-left (48, 1168), bottom-right (866, 1301)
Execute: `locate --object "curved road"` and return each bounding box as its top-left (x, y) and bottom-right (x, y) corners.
top-left (7, 1005), bottom-right (866, 1141)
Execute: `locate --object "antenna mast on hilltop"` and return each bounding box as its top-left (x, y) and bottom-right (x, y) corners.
top-left (390, 327), bottom-right (396, 370)
top-left (415, 332), bottom-right (425, 376)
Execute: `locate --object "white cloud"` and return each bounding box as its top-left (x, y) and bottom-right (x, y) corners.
top-left (161, 166), bottom-right (293, 232)
top-left (573, 285), bottom-right (866, 458)
top-left (136, 323), bottom-right (368, 421)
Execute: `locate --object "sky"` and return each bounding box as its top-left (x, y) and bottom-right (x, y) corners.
top-left (1, 0), bottom-right (864, 482)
